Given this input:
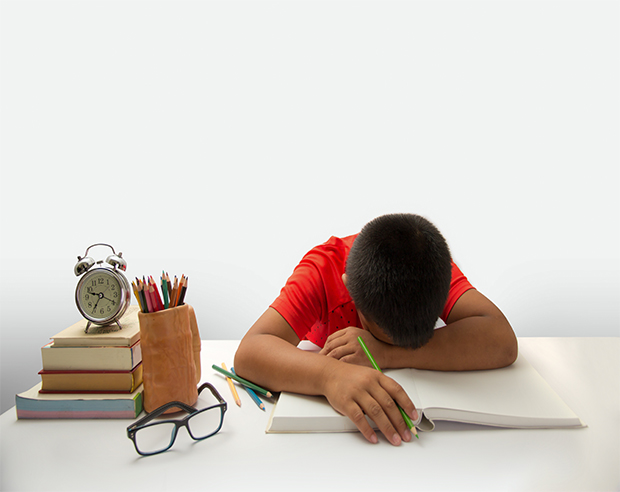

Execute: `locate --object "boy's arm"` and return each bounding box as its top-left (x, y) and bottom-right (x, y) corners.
top-left (321, 289), bottom-right (518, 371)
top-left (234, 308), bottom-right (418, 446)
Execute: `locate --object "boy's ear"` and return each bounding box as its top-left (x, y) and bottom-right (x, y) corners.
top-left (341, 273), bottom-right (348, 288)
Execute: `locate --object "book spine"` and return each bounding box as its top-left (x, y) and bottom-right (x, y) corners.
top-left (41, 343), bottom-right (142, 371)
top-left (16, 409), bottom-right (140, 419)
top-left (38, 364), bottom-right (143, 393)
top-left (16, 390), bottom-right (143, 419)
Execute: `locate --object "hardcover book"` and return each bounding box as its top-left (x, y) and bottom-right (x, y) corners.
top-left (51, 306), bottom-right (140, 347)
top-left (38, 363), bottom-right (143, 393)
top-left (41, 340), bottom-right (142, 371)
top-left (266, 354), bottom-right (585, 433)
top-left (16, 383), bottom-right (143, 419)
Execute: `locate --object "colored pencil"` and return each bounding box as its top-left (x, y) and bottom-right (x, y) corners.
top-left (134, 272), bottom-right (189, 313)
top-left (137, 279), bottom-right (148, 313)
top-left (148, 281), bottom-right (158, 312)
top-left (161, 273), bottom-right (169, 309)
top-left (165, 272), bottom-right (172, 300)
top-left (177, 276), bottom-right (188, 306)
top-left (222, 363), bottom-right (241, 407)
top-left (131, 281), bottom-right (145, 312)
top-left (211, 364), bottom-right (273, 398)
top-left (176, 275), bottom-right (185, 307)
top-left (232, 367), bottom-right (265, 410)
top-left (357, 336), bottom-right (418, 438)
top-left (170, 276), bottom-right (179, 308)
top-left (149, 277), bottom-right (163, 311)
top-left (142, 278), bottom-right (153, 313)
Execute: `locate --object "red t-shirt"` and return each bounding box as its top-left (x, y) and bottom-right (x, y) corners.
top-left (271, 235), bottom-right (474, 347)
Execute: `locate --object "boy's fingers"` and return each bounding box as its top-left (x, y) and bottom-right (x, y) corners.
top-left (339, 389), bottom-right (402, 445)
top-left (322, 328), bottom-right (359, 353)
top-left (382, 378), bottom-right (419, 422)
top-left (320, 333), bottom-right (346, 356)
top-left (322, 345), bottom-right (349, 360)
top-left (343, 401), bottom-right (379, 444)
top-left (324, 364), bottom-right (414, 446)
top-left (354, 392), bottom-right (411, 446)
top-left (369, 386), bottom-right (413, 443)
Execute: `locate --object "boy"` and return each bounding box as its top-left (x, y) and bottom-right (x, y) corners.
top-left (235, 214), bottom-right (517, 446)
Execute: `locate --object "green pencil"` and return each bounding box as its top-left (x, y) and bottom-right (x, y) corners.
top-left (161, 272), bottom-right (169, 309)
top-left (357, 336), bottom-right (419, 438)
top-left (212, 364), bottom-right (273, 398)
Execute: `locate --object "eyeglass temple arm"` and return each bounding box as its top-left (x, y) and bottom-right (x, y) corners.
top-left (198, 382), bottom-right (227, 406)
top-left (127, 400), bottom-right (197, 432)
top-left (128, 382), bottom-right (226, 434)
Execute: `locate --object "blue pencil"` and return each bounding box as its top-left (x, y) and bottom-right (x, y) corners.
top-left (231, 367), bottom-right (265, 411)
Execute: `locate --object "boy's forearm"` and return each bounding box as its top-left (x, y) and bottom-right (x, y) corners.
top-left (380, 315), bottom-right (518, 371)
top-left (235, 308), bottom-right (419, 446)
top-left (234, 332), bottom-right (336, 396)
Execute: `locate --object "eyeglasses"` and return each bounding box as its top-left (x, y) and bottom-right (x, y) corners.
top-left (127, 383), bottom-right (227, 456)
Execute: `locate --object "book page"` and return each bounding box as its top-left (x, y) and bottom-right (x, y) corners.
top-left (411, 355), bottom-right (583, 427)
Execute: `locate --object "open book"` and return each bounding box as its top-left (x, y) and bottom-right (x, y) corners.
top-left (266, 352), bottom-right (585, 433)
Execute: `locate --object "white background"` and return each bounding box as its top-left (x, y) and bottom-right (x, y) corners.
top-left (1, 0), bottom-right (618, 414)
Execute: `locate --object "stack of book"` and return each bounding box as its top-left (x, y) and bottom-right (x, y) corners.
top-left (15, 306), bottom-right (144, 419)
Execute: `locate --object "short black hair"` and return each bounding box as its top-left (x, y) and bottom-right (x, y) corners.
top-left (345, 213), bottom-right (452, 349)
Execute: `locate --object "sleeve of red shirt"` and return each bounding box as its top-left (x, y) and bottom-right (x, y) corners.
top-left (270, 252), bottom-right (330, 341)
top-left (441, 262), bottom-right (475, 321)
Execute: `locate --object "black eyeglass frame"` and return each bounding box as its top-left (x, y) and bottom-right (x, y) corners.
top-left (127, 382), bottom-right (227, 456)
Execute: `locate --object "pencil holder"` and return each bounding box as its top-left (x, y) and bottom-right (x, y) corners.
top-left (138, 304), bottom-right (202, 413)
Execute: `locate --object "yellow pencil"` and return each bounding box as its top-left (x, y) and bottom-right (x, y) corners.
top-left (131, 281), bottom-right (144, 312)
top-left (222, 362), bottom-right (241, 407)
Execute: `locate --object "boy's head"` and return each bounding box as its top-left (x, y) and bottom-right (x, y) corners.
top-left (345, 213), bottom-right (452, 349)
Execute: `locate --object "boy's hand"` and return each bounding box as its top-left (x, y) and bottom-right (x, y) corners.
top-left (320, 327), bottom-right (389, 367)
top-left (321, 360), bottom-right (418, 446)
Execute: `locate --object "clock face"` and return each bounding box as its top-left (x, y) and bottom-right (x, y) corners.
top-left (76, 269), bottom-right (124, 323)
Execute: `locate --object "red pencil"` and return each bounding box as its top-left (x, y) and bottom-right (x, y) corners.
top-left (149, 276), bottom-right (164, 311)
top-left (142, 278), bottom-right (153, 313)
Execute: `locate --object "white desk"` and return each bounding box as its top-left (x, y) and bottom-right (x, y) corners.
top-left (1, 338), bottom-right (618, 492)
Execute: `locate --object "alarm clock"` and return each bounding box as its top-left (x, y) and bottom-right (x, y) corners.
top-left (74, 243), bottom-right (131, 333)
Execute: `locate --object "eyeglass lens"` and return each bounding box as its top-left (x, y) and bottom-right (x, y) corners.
top-left (134, 421), bottom-right (177, 455)
top-left (186, 407), bottom-right (223, 439)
